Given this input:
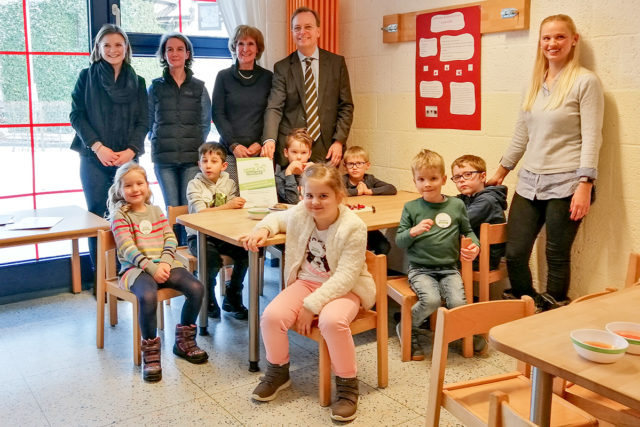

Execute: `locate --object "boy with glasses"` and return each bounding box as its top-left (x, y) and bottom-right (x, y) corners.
top-left (342, 146), bottom-right (396, 254)
top-left (451, 155), bottom-right (507, 271)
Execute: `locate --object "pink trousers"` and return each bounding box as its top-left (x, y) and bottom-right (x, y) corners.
top-left (261, 279), bottom-right (361, 378)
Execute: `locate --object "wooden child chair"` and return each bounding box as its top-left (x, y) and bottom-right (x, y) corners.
top-left (553, 286), bottom-right (640, 426)
top-left (474, 222), bottom-right (508, 302)
top-left (489, 391), bottom-right (539, 427)
top-left (425, 296), bottom-right (597, 427)
top-left (625, 252), bottom-right (640, 287)
top-left (95, 229), bottom-right (183, 365)
top-left (293, 251), bottom-right (388, 407)
top-left (386, 237), bottom-right (474, 362)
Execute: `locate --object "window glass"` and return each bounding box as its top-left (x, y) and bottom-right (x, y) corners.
top-left (32, 55), bottom-right (90, 123)
top-left (0, 55), bottom-right (29, 125)
top-left (121, 0), bottom-right (228, 38)
top-left (34, 127), bottom-right (81, 193)
top-left (0, 128), bottom-right (33, 197)
top-left (36, 191), bottom-right (90, 258)
top-left (29, 0), bottom-right (89, 52)
top-left (0, 0), bottom-right (25, 51)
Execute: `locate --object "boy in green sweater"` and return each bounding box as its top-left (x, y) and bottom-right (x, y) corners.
top-left (396, 149), bottom-right (480, 360)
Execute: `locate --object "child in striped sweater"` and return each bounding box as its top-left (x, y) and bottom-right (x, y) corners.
top-left (107, 162), bottom-right (208, 382)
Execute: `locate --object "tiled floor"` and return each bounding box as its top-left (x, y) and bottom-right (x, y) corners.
top-left (0, 266), bottom-right (518, 426)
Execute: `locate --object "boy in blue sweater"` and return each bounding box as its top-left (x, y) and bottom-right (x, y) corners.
top-left (396, 149), bottom-right (479, 360)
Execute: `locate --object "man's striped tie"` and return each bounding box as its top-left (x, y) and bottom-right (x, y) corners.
top-left (304, 57), bottom-right (321, 142)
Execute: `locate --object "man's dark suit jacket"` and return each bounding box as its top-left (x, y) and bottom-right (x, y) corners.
top-left (263, 48), bottom-right (354, 166)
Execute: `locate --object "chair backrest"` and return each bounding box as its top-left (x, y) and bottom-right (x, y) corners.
top-left (426, 297), bottom-right (536, 426)
top-left (571, 287), bottom-right (617, 304)
top-left (365, 250), bottom-right (387, 314)
top-left (489, 391), bottom-right (539, 427)
top-left (479, 222), bottom-right (507, 267)
top-left (625, 253), bottom-right (640, 287)
top-left (97, 229), bottom-right (118, 282)
top-left (167, 205), bottom-right (188, 228)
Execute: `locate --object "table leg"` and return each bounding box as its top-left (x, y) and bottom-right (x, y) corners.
top-left (71, 239), bottom-right (81, 293)
top-left (530, 366), bottom-right (553, 426)
top-left (197, 231), bottom-right (209, 336)
top-left (248, 248), bottom-right (263, 372)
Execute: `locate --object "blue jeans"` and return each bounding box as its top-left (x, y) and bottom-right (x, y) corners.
top-left (407, 267), bottom-right (467, 328)
top-left (154, 162), bottom-right (199, 244)
top-left (80, 156), bottom-right (118, 268)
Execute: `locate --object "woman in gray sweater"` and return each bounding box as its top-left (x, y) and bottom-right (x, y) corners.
top-left (487, 14), bottom-right (604, 310)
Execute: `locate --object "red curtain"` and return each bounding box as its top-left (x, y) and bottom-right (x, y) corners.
top-left (287, 0), bottom-right (340, 54)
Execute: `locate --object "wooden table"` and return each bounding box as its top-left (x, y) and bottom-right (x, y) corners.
top-left (177, 190), bottom-right (419, 371)
top-left (0, 205), bottom-right (110, 293)
top-left (490, 286), bottom-right (640, 426)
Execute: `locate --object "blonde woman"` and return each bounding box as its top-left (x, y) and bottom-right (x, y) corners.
top-left (488, 15), bottom-right (604, 310)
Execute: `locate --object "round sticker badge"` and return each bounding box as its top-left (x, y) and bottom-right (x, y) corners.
top-left (139, 220), bottom-right (153, 235)
top-left (435, 213), bottom-right (452, 228)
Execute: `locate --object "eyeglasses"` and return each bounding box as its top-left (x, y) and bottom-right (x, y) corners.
top-left (345, 162), bottom-right (367, 169)
top-left (292, 24), bottom-right (316, 33)
top-left (450, 170), bottom-right (482, 183)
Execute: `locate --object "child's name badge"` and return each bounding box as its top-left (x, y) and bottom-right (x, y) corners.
top-left (139, 220), bottom-right (153, 235)
top-left (435, 213), bottom-right (452, 228)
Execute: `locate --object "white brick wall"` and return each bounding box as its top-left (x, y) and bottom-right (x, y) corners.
top-left (266, 0), bottom-right (640, 298)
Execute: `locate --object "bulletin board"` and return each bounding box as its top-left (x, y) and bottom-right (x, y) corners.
top-left (415, 6), bottom-right (481, 130)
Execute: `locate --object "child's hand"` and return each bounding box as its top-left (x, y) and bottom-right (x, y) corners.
top-left (240, 228), bottom-right (270, 252)
top-left (410, 219), bottom-right (434, 237)
top-left (296, 306), bottom-right (314, 336)
top-left (285, 161), bottom-right (305, 176)
top-left (461, 243), bottom-right (480, 261)
top-left (356, 181), bottom-right (372, 196)
top-left (225, 197), bottom-right (246, 209)
top-left (153, 262), bottom-right (171, 283)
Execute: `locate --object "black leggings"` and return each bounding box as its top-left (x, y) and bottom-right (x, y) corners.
top-left (129, 267), bottom-right (204, 339)
top-left (506, 193), bottom-right (582, 301)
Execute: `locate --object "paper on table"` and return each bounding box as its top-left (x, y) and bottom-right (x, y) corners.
top-left (440, 34), bottom-right (474, 62)
top-left (236, 157), bottom-right (278, 208)
top-left (418, 38), bottom-right (437, 57)
top-left (8, 217), bottom-right (63, 230)
top-left (0, 215), bottom-right (14, 226)
top-left (450, 82), bottom-right (476, 115)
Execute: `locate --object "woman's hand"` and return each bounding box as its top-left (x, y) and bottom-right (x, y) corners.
top-left (153, 263), bottom-right (171, 284)
top-left (296, 306), bottom-right (314, 336)
top-left (461, 243), bottom-right (480, 261)
top-left (240, 228), bottom-right (270, 252)
top-left (95, 145), bottom-right (120, 167)
top-left (570, 182), bottom-right (593, 221)
top-left (486, 165), bottom-right (510, 186)
top-left (113, 148), bottom-right (135, 166)
top-left (233, 145), bottom-right (251, 158)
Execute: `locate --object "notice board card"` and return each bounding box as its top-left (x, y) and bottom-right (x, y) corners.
top-left (415, 6), bottom-right (481, 130)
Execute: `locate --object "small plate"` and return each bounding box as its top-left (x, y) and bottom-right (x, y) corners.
top-left (606, 322), bottom-right (640, 355)
top-left (570, 329), bottom-right (628, 363)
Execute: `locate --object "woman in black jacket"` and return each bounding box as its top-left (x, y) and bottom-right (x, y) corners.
top-left (70, 24), bottom-right (148, 267)
top-left (148, 32), bottom-right (211, 236)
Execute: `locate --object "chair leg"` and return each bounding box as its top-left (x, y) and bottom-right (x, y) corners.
top-left (377, 319), bottom-right (389, 388)
top-left (218, 269), bottom-right (226, 296)
top-left (401, 298), bottom-right (412, 362)
top-left (132, 302), bottom-right (141, 366)
top-left (318, 338), bottom-right (332, 407)
top-left (96, 285), bottom-right (105, 349)
top-left (157, 302), bottom-right (164, 331)
top-left (479, 278), bottom-right (490, 302)
top-left (462, 335), bottom-right (473, 358)
top-left (108, 294), bottom-right (118, 326)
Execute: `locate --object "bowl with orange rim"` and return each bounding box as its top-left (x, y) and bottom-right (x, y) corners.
top-left (570, 329), bottom-right (628, 363)
top-left (606, 322), bottom-right (640, 355)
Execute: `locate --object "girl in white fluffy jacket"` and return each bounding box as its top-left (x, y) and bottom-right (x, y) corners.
top-left (241, 163), bottom-right (375, 421)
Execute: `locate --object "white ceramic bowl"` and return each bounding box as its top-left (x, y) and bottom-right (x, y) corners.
top-left (570, 329), bottom-right (628, 363)
top-left (247, 207), bottom-right (269, 220)
top-left (606, 322), bottom-right (640, 355)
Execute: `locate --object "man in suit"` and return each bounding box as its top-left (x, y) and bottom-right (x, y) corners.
top-left (261, 7), bottom-right (354, 167)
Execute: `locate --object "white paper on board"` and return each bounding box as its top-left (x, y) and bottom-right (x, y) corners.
top-left (440, 34), bottom-right (474, 62)
top-left (419, 38), bottom-right (437, 57)
top-left (420, 81), bottom-right (444, 98)
top-left (430, 12), bottom-right (465, 33)
top-left (450, 82), bottom-right (476, 115)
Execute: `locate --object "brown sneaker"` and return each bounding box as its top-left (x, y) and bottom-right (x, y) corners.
top-left (251, 362), bottom-right (291, 402)
top-left (173, 324), bottom-right (209, 364)
top-left (330, 376), bottom-right (359, 421)
top-left (141, 336), bottom-right (162, 382)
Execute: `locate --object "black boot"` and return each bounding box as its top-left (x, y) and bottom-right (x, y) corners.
top-left (222, 284), bottom-right (248, 320)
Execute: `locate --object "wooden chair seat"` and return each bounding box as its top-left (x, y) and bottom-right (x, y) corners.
top-left (387, 237), bottom-right (474, 361)
top-left (292, 251), bottom-right (388, 407)
top-left (489, 391), bottom-right (539, 427)
top-left (95, 230), bottom-right (183, 366)
top-left (444, 374), bottom-right (596, 427)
